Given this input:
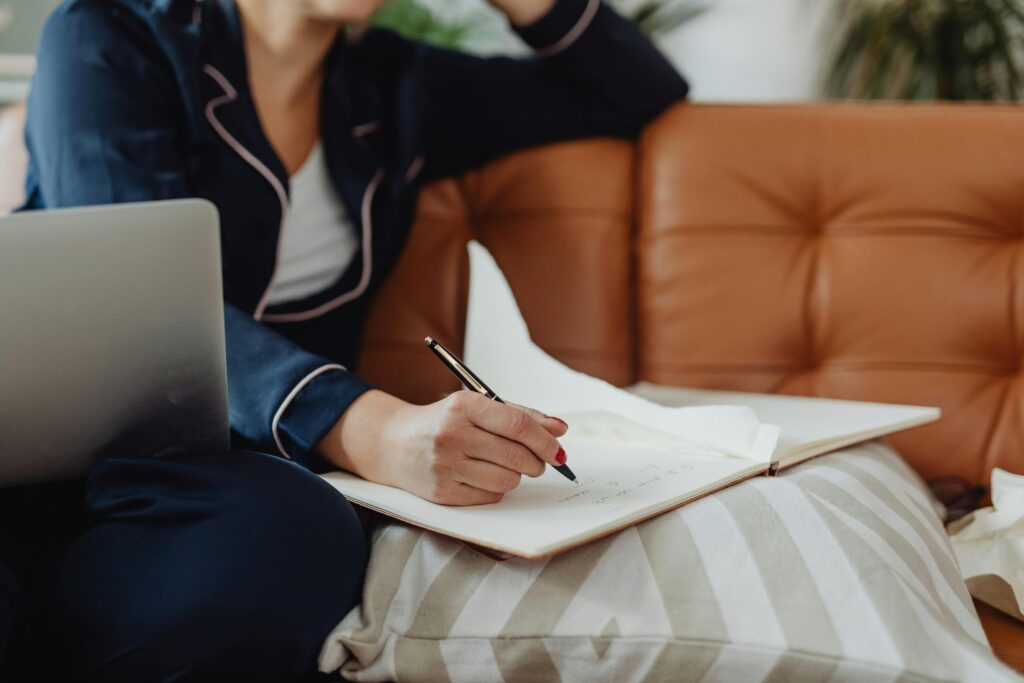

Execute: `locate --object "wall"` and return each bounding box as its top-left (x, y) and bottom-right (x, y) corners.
top-left (0, 0), bottom-right (59, 55)
top-left (663, 0), bottom-right (838, 102)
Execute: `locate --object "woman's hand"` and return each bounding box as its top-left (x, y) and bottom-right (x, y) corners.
top-left (317, 390), bottom-right (569, 506)
top-left (486, 0), bottom-right (556, 28)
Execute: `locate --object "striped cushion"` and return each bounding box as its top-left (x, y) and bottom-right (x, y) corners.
top-left (320, 443), bottom-right (1021, 682)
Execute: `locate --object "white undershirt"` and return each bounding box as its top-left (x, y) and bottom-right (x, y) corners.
top-left (266, 141), bottom-right (359, 306)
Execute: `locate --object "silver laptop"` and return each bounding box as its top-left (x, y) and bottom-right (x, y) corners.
top-left (0, 200), bottom-right (230, 486)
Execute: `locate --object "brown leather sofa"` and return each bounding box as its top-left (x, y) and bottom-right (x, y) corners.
top-left (2, 101), bottom-right (1022, 671)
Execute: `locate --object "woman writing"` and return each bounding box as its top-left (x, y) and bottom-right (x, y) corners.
top-left (6, 0), bottom-right (687, 678)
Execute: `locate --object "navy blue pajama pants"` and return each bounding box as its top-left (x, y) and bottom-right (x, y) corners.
top-left (0, 451), bottom-right (368, 681)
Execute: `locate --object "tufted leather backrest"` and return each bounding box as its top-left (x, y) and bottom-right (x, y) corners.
top-left (636, 103), bottom-right (1024, 483)
top-left (357, 139), bottom-right (635, 403)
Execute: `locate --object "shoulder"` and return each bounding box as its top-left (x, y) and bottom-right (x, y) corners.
top-left (38, 0), bottom-right (178, 66)
top-left (42, 0), bottom-right (148, 39)
top-left (35, 0), bottom-right (182, 91)
top-left (27, 0), bottom-right (193, 141)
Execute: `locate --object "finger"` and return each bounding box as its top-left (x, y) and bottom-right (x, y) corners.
top-left (450, 483), bottom-right (504, 507)
top-left (462, 395), bottom-right (565, 466)
top-left (462, 430), bottom-right (546, 477)
top-left (454, 459), bottom-right (523, 494)
top-left (510, 403), bottom-right (569, 437)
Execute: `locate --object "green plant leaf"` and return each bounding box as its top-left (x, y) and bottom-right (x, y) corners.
top-left (825, 0), bottom-right (1024, 102)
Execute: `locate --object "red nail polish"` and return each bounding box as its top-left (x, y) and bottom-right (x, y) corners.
top-left (547, 415), bottom-right (568, 428)
top-left (555, 447), bottom-right (567, 465)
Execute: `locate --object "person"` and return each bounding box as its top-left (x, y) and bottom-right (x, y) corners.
top-left (2, 0), bottom-right (689, 679)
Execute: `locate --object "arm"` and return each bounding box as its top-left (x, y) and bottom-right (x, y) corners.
top-left (26, 3), bottom-right (370, 467)
top-left (399, 0), bottom-right (689, 182)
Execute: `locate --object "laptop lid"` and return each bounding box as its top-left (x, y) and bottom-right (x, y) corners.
top-left (0, 199), bottom-right (230, 486)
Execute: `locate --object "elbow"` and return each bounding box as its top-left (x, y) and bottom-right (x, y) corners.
top-left (675, 75), bottom-right (691, 102)
top-left (654, 70), bottom-right (691, 111)
top-left (651, 74), bottom-right (690, 119)
top-left (627, 73), bottom-right (689, 136)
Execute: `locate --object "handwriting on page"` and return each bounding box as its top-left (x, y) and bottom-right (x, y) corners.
top-left (562, 463), bottom-right (693, 506)
top-left (503, 458), bottom-right (696, 516)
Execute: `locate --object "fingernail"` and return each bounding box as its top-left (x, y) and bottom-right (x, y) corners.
top-left (547, 415), bottom-right (568, 428)
top-left (555, 447), bottom-right (567, 465)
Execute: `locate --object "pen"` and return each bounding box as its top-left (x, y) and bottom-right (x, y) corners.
top-left (425, 336), bottom-right (576, 482)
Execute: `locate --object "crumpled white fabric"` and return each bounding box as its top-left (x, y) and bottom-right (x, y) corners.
top-left (949, 468), bottom-right (1024, 622)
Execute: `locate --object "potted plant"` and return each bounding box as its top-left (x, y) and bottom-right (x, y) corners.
top-left (827, 0), bottom-right (1024, 101)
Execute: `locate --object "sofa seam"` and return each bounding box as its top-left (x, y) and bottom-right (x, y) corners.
top-left (638, 226), bottom-right (1023, 240)
top-left (632, 104), bottom-right (656, 384)
top-left (638, 360), bottom-right (1022, 375)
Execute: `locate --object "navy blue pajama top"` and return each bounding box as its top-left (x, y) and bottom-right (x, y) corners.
top-left (21, 0), bottom-right (688, 468)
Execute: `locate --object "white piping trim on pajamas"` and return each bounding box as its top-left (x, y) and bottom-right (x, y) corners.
top-left (202, 64), bottom-right (288, 322)
top-left (260, 167), bottom-right (385, 323)
top-left (404, 155), bottom-right (425, 184)
top-left (271, 364), bottom-right (348, 459)
top-left (352, 121), bottom-right (380, 137)
top-left (203, 64), bottom-right (383, 324)
top-left (534, 0), bottom-right (600, 58)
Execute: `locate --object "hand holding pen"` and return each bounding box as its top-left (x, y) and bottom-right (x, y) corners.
top-left (318, 337), bottom-right (573, 507)
top-left (426, 337), bottom-right (576, 482)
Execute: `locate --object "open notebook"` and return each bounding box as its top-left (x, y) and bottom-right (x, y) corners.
top-left (321, 242), bottom-right (939, 559)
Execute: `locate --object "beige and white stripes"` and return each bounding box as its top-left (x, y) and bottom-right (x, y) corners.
top-left (321, 443), bottom-right (1021, 683)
